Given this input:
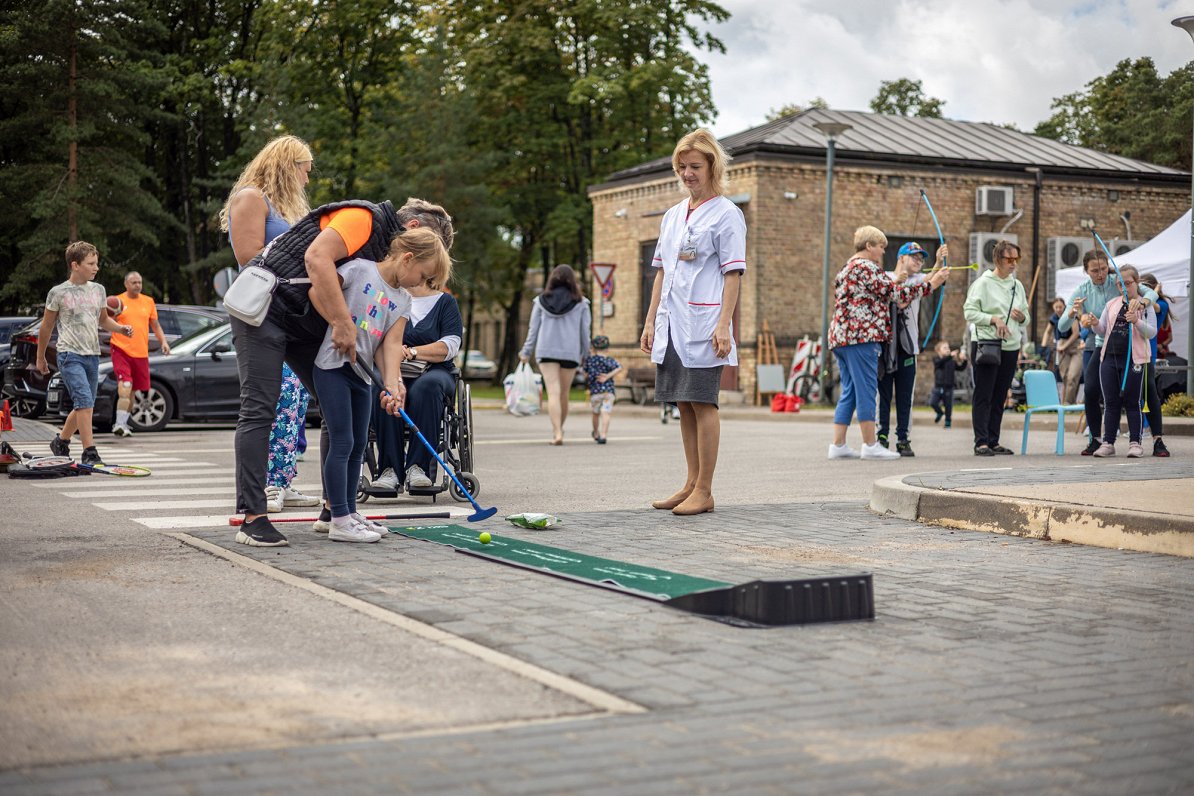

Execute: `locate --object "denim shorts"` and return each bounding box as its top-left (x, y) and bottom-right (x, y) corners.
top-left (57, 351), bottom-right (100, 410)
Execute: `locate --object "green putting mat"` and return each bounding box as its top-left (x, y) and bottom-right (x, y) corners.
top-left (395, 524), bottom-right (730, 601)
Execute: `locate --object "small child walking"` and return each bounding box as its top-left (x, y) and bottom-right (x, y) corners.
top-left (311, 227), bottom-right (451, 543)
top-left (581, 335), bottom-right (621, 444)
top-left (35, 241), bottom-right (133, 466)
top-left (929, 340), bottom-right (967, 428)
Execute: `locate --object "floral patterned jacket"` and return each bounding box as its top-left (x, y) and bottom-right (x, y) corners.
top-left (828, 255), bottom-right (933, 350)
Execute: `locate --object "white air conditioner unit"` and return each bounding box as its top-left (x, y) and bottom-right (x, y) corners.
top-left (1107, 239), bottom-right (1145, 257)
top-left (969, 232), bottom-right (1018, 281)
top-left (976, 186), bottom-right (1014, 216)
top-left (1046, 237), bottom-right (1094, 303)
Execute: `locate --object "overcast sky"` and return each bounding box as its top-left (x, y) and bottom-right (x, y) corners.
top-left (699, 0), bottom-right (1193, 137)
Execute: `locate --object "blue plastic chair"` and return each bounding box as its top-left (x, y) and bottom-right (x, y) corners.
top-left (1020, 370), bottom-right (1085, 455)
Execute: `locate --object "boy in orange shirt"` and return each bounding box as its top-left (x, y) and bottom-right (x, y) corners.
top-left (111, 271), bottom-right (171, 436)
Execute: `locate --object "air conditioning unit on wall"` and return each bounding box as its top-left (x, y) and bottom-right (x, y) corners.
top-left (1107, 239), bottom-right (1145, 257)
top-left (1046, 237), bottom-right (1094, 303)
top-left (976, 186), bottom-right (1013, 216)
top-left (969, 232), bottom-right (1018, 281)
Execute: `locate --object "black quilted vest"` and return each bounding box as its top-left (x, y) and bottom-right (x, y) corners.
top-left (249, 199), bottom-right (403, 342)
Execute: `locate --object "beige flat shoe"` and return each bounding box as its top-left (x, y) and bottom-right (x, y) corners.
top-left (672, 496), bottom-right (714, 516)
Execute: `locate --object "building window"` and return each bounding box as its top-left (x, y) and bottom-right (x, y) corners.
top-left (640, 240), bottom-right (658, 328)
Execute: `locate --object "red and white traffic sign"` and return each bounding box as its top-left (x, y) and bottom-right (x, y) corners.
top-left (589, 262), bottom-right (616, 288)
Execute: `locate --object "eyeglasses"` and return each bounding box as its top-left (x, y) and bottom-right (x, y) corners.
top-left (1000, 256), bottom-right (1021, 263)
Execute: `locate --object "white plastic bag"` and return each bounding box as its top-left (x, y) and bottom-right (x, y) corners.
top-left (504, 363), bottom-right (543, 416)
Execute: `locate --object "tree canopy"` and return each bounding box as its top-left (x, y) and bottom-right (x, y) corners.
top-left (869, 78), bottom-right (944, 118)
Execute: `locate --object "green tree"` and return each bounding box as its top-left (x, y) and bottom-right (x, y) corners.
top-left (443, 0), bottom-right (728, 373)
top-left (0, 0), bottom-right (174, 310)
top-left (869, 78), bottom-right (945, 118)
top-left (1034, 57), bottom-right (1193, 171)
top-left (765, 97), bottom-right (828, 122)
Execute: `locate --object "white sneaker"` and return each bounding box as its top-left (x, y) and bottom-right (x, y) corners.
top-left (281, 486), bottom-right (320, 507)
top-left (312, 508), bottom-right (331, 533)
top-left (1127, 442), bottom-right (1143, 458)
top-left (406, 464), bottom-right (433, 489)
top-left (1093, 442), bottom-right (1116, 458)
top-left (828, 443), bottom-right (860, 459)
top-left (264, 485), bottom-right (285, 513)
top-left (351, 513), bottom-right (388, 536)
top-left (372, 467), bottom-right (401, 491)
top-left (861, 442), bottom-right (901, 460)
top-left (328, 520), bottom-right (381, 543)
top-left (113, 424), bottom-right (133, 438)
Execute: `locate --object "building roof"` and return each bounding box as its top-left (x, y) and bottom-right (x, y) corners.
top-left (599, 108), bottom-right (1187, 187)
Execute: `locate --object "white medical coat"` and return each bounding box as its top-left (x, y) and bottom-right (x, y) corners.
top-left (650, 195), bottom-right (747, 369)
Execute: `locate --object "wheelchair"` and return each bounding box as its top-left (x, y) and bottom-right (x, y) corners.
top-left (356, 367), bottom-right (478, 504)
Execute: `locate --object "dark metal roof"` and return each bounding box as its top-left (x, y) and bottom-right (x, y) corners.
top-left (600, 108), bottom-right (1187, 186)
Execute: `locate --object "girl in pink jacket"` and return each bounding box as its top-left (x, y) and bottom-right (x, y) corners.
top-left (1090, 265), bottom-right (1156, 458)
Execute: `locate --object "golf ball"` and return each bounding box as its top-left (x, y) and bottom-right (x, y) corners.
top-left (479, 532), bottom-right (492, 544)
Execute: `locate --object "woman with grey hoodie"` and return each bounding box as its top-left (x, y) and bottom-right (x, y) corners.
top-left (520, 264), bottom-right (592, 445)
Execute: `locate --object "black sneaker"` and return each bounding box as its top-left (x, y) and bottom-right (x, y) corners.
top-left (943, 421), bottom-right (952, 428)
top-left (933, 410), bottom-right (943, 424)
top-left (974, 445), bottom-right (995, 456)
top-left (50, 436), bottom-right (70, 457)
top-left (1081, 439), bottom-right (1100, 456)
top-left (1153, 439), bottom-right (1170, 458)
top-left (990, 445), bottom-right (1014, 455)
top-left (235, 516), bottom-right (289, 547)
top-left (877, 434), bottom-right (889, 449)
top-left (896, 440), bottom-right (915, 457)
top-left (81, 447), bottom-right (103, 466)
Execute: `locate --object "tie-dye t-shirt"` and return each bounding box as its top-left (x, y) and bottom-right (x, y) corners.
top-left (314, 258), bottom-right (412, 374)
top-left (44, 280), bottom-right (106, 356)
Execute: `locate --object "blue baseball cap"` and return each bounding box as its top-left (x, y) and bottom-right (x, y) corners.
top-left (897, 242), bottom-right (929, 259)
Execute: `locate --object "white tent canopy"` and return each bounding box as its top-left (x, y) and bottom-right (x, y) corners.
top-left (1055, 209), bottom-right (1190, 359)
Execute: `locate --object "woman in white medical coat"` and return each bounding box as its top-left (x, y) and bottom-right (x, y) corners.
top-left (640, 129), bottom-right (745, 516)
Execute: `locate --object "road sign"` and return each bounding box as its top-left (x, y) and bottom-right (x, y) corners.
top-left (213, 266), bottom-right (238, 299)
top-left (589, 262), bottom-right (616, 288)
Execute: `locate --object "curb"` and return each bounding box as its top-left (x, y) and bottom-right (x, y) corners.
top-left (870, 474), bottom-right (1194, 558)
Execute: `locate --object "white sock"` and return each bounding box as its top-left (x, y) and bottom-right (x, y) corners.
top-left (116, 410), bottom-right (129, 426)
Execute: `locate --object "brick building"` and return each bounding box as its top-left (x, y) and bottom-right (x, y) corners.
top-left (587, 108), bottom-right (1189, 402)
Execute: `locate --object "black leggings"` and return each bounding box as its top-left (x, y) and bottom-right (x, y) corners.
top-left (1099, 354), bottom-right (1145, 445)
top-left (1143, 362), bottom-right (1163, 436)
top-left (970, 349), bottom-right (1018, 448)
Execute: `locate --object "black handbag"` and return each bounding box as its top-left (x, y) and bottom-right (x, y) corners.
top-left (973, 283), bottom-right (1017, 366)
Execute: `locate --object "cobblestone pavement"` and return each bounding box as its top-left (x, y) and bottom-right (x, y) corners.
top-left (8, 500), bottom-right (1193, 794)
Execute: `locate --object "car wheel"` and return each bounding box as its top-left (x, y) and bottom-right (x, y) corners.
top-left (10, 397), bottom-right (44, 418)
top-left (128, 382), bottom-right (173, 432)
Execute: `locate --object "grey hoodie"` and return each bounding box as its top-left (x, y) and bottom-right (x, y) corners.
top-left (520, 288), bottom-right (592, 364)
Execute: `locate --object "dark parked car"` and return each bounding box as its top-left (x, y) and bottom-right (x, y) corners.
top-left (0, 316), bottom-right (37, 400)
top-left (3, 304), bottom-right (225, 418)
top-left (47, 321), bottom-right (322, 432)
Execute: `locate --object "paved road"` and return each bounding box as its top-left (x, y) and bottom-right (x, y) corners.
top-left (2, 408), bottom-right (1192, 793)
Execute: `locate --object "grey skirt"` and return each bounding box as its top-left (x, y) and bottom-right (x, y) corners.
top-left (654, 340), bottom-right (723, 407)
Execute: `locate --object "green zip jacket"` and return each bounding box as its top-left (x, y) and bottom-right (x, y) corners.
top-left (962, 270), bottom-right (1031, 351)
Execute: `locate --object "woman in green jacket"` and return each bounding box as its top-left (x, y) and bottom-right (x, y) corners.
top-left (962, 240), bottom-right (1030, 456)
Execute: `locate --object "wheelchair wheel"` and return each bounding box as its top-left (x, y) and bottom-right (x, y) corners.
top-left (458, 383), bottom-right (474, 473)
top-left (450, 471), bottom-right (480, 502)
top-left (357, 475), bottom-right (371, 503)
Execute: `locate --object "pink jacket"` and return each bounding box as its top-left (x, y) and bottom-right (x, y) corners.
top-left (1095, 295), bottom-right (1156, 366)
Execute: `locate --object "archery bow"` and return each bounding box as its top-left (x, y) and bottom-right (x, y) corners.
top-left (919, 190), bottom-right (946, 348)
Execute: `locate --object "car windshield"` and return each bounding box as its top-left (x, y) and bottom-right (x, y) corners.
top-left (165, 322), bottom-right (233, 354)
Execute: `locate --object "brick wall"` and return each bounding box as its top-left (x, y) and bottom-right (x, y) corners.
top-left (592, 158), bottom-right (1188, 403)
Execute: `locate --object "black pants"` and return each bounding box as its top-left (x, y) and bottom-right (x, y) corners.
top-left (231, 314), bottom-right (323, 516)
top-left (929, 386), bottom-right (955, 423)
top-left (971, 348), bottom-right (1018, 448)
top-left (1082, 349), bottom-right (1104, 439)
top-left (1143, 362), bottom-right (1163, 436)
top-left (375, 366), bottom-right (455, 480)
top-left (877, 354), bottom-right (917, 442)
top-left (1099, 354), bottom-right (1145, 444)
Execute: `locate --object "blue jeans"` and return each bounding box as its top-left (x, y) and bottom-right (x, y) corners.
top-left (833, 342), bottom-right (880, 425)
top-left (57, 352), bottom-right (99, 410)
top-left (312, 364), bottom-right (371, 518)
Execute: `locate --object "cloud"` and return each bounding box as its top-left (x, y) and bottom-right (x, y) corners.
top-left (698, 0), bottom-right (1194, 136)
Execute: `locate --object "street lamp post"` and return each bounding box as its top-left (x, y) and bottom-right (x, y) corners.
top-left (813, 120), bottom-right (852, 402)
top-left (1172, 16), bottom-right (1194, 396)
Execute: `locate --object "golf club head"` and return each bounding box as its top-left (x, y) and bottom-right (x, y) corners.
top-left (468, 506), bottom-right (498, 522)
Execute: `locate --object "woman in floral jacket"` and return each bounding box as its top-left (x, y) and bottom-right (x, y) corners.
top-left (828, 226), bottom-right (948, 460)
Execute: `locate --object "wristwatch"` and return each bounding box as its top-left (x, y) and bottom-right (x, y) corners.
top-left (411, 347), bottom-right (419, 361)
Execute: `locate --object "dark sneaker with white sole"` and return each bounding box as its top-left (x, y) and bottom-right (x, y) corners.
top-left (896, 441), bottom-right (915, 457)
top-left (235, 516), bottom-right (289, 547)
top-left (50, 436), bottom-right (70, 457)
top-left (81, 447), bottom-right (103, 466)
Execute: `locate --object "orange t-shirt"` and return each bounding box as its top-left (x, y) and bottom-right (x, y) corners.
top-left (319, 207), bottom-right (374, 255)
top-left (111, 293), bottom-right (158, 358)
